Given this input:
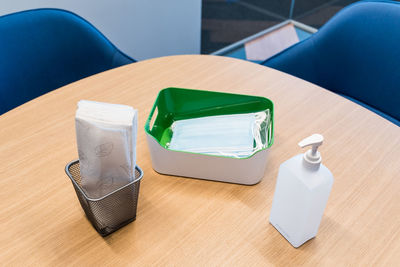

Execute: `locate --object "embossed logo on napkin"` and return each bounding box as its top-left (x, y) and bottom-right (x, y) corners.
top-left (96, 176), bottom-right (114, 195)
top-left (95, 142), bottom-right (114, 157)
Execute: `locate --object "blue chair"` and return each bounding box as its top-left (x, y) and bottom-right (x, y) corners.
top-left (0, 8), bottom-right (135, 114)
top-left (262, 1), bottom-right (400, 126)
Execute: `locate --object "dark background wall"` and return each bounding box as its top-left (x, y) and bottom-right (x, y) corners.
top-left (201, 0), bottom-right (361, 54)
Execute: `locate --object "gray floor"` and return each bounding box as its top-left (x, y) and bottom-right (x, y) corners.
top-left (201, 0), bottom-right (359, 54)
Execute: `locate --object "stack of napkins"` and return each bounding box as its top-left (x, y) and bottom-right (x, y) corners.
top-left (75, 100), bottom-right (137, 198)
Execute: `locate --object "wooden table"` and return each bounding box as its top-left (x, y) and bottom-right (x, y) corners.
top-left (1, 55), bottom-right (399, 266)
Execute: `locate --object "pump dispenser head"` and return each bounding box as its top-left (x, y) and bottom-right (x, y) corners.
top-left (298, 134), bottom-right (323, 169)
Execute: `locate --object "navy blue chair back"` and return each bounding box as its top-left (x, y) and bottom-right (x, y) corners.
top-left (0, 8), bottom-right (135, 114)
top-left (262, 1), bottom-right (400, 125)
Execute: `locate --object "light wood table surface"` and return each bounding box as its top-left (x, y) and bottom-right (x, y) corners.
top-left (1, 55), bottom-right (399, 266)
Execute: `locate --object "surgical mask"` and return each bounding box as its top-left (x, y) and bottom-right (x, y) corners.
top-left (167, 111), bottom-right (270, 158)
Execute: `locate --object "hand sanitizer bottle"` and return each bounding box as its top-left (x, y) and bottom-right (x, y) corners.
top-left (269, 134), bottom-right (333, 248)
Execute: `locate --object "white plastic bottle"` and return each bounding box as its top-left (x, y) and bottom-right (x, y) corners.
top-left (269, 134), bottom-right (333, 248)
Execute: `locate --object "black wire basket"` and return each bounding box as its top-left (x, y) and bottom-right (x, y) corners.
top-left (65, 160), bottom-right (143, 236)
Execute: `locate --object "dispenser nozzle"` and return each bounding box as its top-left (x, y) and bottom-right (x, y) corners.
top-left (298, 134), bottom-right (324, 168)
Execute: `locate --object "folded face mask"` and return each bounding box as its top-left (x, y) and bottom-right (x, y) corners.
top-left (167, 111), bottom-right (269, 158)
top-left (75, 100), bottom-right (138, 198)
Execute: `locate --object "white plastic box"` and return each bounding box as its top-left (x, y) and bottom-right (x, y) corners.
top-left (144, 87), bottom-right (274, 184)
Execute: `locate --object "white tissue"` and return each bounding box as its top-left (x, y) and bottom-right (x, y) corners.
top-left (75, 100), bottom-right (137, 198)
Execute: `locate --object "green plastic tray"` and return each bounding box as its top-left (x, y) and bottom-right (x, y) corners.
top-left (145, 87), bottom-right (274, 184)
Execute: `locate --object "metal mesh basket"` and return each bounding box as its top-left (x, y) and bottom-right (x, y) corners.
top-left (65, 160), bottom-right (143, 236)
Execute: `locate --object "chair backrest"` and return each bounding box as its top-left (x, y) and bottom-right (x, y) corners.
top-left (263, 1), bottom-right (400, 124)
top-left (0, 8), bottom-right (135, 114)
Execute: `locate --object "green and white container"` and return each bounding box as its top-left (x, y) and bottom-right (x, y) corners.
top-left (145, 87), bottom-right (274, 185)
